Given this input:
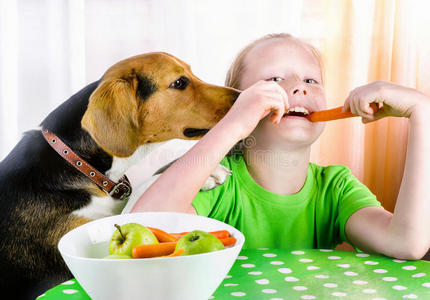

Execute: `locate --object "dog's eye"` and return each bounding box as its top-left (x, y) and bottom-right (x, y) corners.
top-left (169, 76), bottom-right (189, 90)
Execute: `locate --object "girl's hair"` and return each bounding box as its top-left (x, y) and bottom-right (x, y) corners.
top-left (225, 33), bottom-right (324, 89)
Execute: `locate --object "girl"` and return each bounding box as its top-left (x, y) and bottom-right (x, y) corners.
top-left (130, 34), bottom-right (430, 260)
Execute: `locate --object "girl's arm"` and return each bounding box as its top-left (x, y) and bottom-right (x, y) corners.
top-left (131, 80), bottom-right (288, 213)
top-left (343, 81), bottom-right (430, 260)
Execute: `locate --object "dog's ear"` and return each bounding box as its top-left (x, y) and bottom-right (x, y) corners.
top-left (82, 79), bottom-right (139, 157)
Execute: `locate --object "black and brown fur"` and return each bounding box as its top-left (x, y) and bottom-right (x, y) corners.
top-left (0, 52), bottom-right (239, 299)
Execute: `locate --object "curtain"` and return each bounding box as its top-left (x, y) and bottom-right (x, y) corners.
top-left (1, 0), bottom-right (429, 217)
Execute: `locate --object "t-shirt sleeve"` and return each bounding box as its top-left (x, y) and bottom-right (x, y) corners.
top-left (192, 157), bottom-right (234, 218)
top-left (333, 166), bottom-right (383, 246)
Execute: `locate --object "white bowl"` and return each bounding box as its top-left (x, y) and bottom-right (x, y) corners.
top-left (58, 212), bottom-right (245, 300)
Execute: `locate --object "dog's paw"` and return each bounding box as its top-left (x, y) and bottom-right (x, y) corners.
top-left (200, 164), bottom-right (232, 191)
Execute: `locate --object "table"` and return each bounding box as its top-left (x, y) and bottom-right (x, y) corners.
top-left (38, 249), bottom-right (430, 299)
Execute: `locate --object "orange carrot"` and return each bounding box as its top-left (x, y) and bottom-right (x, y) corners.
top-left (170, 230), bottom-right (231, 240)
top-left (306, 102), bottom-right (379, 122)
top-left (219, 237), bottom-right (237, 247)
top-left (167, 248), bottom-right (185, 257)
top-left (210, 230), bottom-right (230, 239)
top-left (132, 242), bottom-right (177, 258)
top-left (147, 227), bottom-right (178, 242)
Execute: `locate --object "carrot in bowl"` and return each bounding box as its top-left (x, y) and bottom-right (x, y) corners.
top-left (147, 227), bottom-right (178, 242)
top-left (132, 242), bottom-right (177, 258)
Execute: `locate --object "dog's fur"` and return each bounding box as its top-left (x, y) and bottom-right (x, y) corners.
top-left (0, 52), bottom-right (238, 299)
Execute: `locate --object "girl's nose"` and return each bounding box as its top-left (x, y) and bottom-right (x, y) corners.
top-left (278, 74), bottom-right (308, 96)
top-left (293, 87), bottom-right (307, 96)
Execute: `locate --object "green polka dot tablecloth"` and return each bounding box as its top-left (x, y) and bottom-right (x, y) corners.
top-left (38, 249), bottom-right (429, 299)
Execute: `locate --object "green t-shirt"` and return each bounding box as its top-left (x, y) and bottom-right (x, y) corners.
top-left (192, 154), bottom-right (382, 249)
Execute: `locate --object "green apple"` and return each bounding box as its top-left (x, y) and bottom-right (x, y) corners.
top-left (175, 230), bottom-right (224, 256)
top-left (108, 223), bottom-right (158, 257)
top-left (103, 254), bottom-right (131, 259)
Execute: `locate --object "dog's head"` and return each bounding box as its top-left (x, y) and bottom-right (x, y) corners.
top-left (82, 52), bottom-right (239, 157)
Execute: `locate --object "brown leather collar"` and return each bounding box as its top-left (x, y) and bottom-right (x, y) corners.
top-left (41, 128), bottom-right (132, 200)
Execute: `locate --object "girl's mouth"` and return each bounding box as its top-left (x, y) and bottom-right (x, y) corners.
top-left (282, 106), bottom-right (311, 118)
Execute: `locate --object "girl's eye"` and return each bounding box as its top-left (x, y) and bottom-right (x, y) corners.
top-left (267, 77), bottom-right (283, 82)
top-left (304, 78), bottom-right (318, 84)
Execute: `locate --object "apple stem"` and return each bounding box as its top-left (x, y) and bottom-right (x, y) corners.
top-left (114, 224), bottom-right (125, 242)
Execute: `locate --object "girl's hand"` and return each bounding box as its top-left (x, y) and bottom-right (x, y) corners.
top-left (342, 81), bottom-right (430, 123)
top-left (220, 80), bottom-right (289, 139)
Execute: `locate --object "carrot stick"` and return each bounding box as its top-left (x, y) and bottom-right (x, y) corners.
top-left (147, 227), bottom-right (178, 242)
top-left (132, 242), bottom-right (177, 258)
top-left (219, 237), bottom-right (237, 247)
top-left (306, 102), bottom-right (379, 122)
top-left (169, 230), bottom-right (231, 240)
top-left (167, 248), bottom-right (185, 257)
top-left (210, 230), bottom-right (231, 239)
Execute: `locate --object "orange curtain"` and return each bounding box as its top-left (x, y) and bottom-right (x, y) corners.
top-left (310, 0), bottom-right (430, 214)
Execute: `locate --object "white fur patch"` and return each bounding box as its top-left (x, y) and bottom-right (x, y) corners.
top-left (71, 143), bottom-right (165, 219)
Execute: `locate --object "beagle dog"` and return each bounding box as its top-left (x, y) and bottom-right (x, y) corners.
top-left (0, 52), bottom-right (239, 299)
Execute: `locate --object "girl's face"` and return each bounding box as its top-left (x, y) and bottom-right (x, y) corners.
top-left (240, 39), bottom-right (326, 149)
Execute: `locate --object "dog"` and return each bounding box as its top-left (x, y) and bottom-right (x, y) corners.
top-left (0, 52), bottom-right (239, 299)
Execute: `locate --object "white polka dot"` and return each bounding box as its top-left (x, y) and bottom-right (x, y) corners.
top-left (319, 249), bottom-right (333, 252)
top-left (209, 296), bottom-right (214, 299)
top-left (262, 289), bottom-right (277, 294)
top-left (256, 279), bottom-right (270, 285)
top-left (63, 289), bottom-right (78, 295)
top-left (271, 298), bottom-right (284, 300)
top-left (364, 261), bottom-right (379, 265)
top-left (263, 253), bottom-right (277, 257)
top-left (278, 268), bottom-right (292, 274)
top-left (225, 275), bottom-right (232, 279)
top-left (61, 280), bottom-right (75, 285)
top-left (393, 259), bottom-right (406, 263)
top-left (231, 292), bottom-right (246, 296)
top-left (323, 283), bottom-right (338, 288)
top-left (315, 274), bottom-right (329, 279)
top-left (422, 282), bottom-right (430, 287)
top-left (392, 285), bottom-right (407, 290)
top-left (344, 271), bottom-right (358, 276)
top-left (301, 296), bottom-right (316, 299)
top-left (241, 264), bottom-right (255, 268)
top-left (292, 250), bottom-right (305, 255)
top-left (270, 261), bottom-right (285, 265)
top-left (402, 266), bottom-right (417, 271)
top-left (307, 266), bottom-right (320, 270)
top-left (293, 286), bottom-right (308, 291)
top-left (362, 289), bottom-right (377, 294)
top-left (382, 277), bottom-right (397, 282)
top-left (237, 256), bottom-right (248, 260)
top-left (328, 256), bottom-right (342, 260)
top-left (224, 283), bottom-right (239, 287)
top-left (285, 276), bottom-right (299, 282)
top-left (36, 294), bottom-right (45, 299)
top-left (299, 258), bottom-right (313, 263)
top-left (412, 273), bottom-right (426, 278)
top-left (402, 294), bottom-right (418, 299)
top-left (337, 264), bottom-right (350, 268)
top-left (353, 280), bottom-right (368, 285)
top-left (331, 292), bottom-right (347, 297)
top-left (248, 271), bottom-right (262, 275)
top-left (373, 269), bottom-right (388, 273)
top-left (356, 253), bottom-right (370, 257)
top-left (257, 248), bottom-right (269, 250)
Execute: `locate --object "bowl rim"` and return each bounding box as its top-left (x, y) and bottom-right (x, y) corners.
top-left (58, 211), bottom-right (245, 262)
